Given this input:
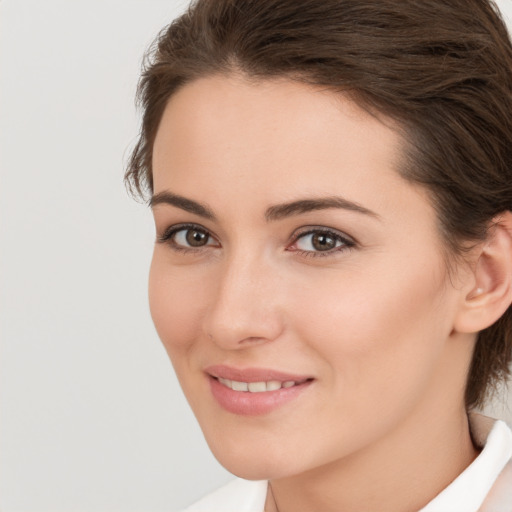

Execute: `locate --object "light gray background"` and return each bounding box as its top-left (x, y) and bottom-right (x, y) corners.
top-left (1, 1), bottom-right (512, 511)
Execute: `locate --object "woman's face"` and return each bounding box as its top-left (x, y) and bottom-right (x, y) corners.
top-left (150, 76), bottom-right (471, 480)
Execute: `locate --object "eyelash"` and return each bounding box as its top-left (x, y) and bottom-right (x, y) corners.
top-left (157, 223), bottom-right (356, 258)
top-left (157, 223), bottom-right (217, 253)
top-left (288, 227), bottom-right (356, 258)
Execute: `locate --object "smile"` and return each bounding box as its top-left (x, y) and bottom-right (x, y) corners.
top-left (217, 378), bottom-right (303, 392)
top-left (205, 365), bottom-right (314, 415)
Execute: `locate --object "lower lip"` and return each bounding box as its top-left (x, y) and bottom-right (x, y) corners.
top-left (209, 376), bottom-right (312, 416)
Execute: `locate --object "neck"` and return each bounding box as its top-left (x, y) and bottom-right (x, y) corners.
top-left (265, 404), bottom-right (478, 512)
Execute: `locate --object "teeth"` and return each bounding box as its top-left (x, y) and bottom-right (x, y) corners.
top-left (231, 380), bottom-right (249, 392)
top-left (266, 380), bottom-right (282, 391)
top-left (248, 381), bottom-right (267, 393)
top-left (217, 378), bottom-right (298, 392)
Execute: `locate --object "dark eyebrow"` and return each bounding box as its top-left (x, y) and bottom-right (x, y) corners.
top-left (265, 197), bottom-right (380, 221)
top-left (150, 191), bottom-right (379, 222)
top-left (150, 191), bottom-right (216, 220)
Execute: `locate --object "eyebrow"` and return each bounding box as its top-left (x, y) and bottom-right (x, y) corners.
top-left (150, 191), bottom-right (379, 222)
top-left (265, 197), bottom-right (379, 221)
top-left (150, 191), bottom-right (216, 220)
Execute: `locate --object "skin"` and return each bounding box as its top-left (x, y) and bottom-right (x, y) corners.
top-left (149, 75), bottom-right (480, 512)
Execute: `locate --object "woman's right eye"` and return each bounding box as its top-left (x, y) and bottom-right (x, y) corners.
top-left (158, 225), bottom-right (219, 251)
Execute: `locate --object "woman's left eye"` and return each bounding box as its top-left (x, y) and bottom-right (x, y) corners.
top-left (289, 229), bottom-right (354, 256)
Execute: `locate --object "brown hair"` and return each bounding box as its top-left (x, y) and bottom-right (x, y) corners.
top-left (126, 0), bottom-right (512, 409)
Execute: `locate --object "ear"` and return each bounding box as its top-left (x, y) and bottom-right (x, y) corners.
top-left (453, 211), bottom-right (512, 334)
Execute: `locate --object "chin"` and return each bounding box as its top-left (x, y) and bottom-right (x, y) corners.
top-left (206, 437), bottom-right (307, 481)
top-left (218, 457), bottom-right (293, 481)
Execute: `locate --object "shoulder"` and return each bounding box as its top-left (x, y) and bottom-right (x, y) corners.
top-left (180, 478), bottom-right (268, 512)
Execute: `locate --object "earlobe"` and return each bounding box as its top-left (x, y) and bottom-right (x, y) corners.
top-left (454, 211), bottom-right (512, 334)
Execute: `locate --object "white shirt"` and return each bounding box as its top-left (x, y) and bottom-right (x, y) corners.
top-left (182, 414), bottom-right (512, 512)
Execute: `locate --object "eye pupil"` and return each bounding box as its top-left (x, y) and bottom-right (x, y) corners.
top-left (186, 229), bottom-right (208, 247)
top-left (312, 233), bottom-right (336, 251)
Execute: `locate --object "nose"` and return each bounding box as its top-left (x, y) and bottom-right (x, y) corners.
top-left (202, 251), bottom-right (284, 349)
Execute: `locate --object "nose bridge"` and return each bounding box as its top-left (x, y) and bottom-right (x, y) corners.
top-left (204, 245), bottom-right (283, 347)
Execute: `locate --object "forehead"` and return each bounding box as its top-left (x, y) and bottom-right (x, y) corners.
top-left (154, 76), bottom-right (401, 189)
top-left (154, 75), bottom-right (401, 155)
top-left (152, 75), bottom-right (435, 231)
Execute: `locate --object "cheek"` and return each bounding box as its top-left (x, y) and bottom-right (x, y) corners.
top-left (292, 257), bottom-right (452, 403)
top-left (148, 253), bottom-right (209, 355)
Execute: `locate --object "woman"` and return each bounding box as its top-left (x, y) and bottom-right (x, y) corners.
top-left (126, 1), bottom-right (512, 510)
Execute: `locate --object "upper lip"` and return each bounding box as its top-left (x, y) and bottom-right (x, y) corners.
top-left (205, 364), bottom-right (313, 383)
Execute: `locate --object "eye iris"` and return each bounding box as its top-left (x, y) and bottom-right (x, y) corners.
top-left (185, 229), bottom-right (208, 247)
top-left (312, 232), bottom-right (336, 251)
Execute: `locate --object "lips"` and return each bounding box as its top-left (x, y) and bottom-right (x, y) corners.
top-left (205, 365), bottom-right (314, 415)
top-left (205, 364), bottom-right (312, 383)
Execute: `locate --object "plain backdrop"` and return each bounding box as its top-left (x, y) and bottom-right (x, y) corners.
top-left (1, 1), bottom-right (512, 511)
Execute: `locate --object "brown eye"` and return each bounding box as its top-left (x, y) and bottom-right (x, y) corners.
top-left (295, 231), bottom-right (341, 252)
top-left (311, 232), bottom-right (337, 251)
top-left (291, 228), bottom-right (354, 256)
top-left (185, 228), bottom-right (209, 247)
top-left (165, 226), bottom-right (217, 249)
